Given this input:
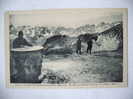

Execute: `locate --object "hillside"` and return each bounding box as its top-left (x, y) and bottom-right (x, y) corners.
top-left (10, 21), bottom-right (123, 53)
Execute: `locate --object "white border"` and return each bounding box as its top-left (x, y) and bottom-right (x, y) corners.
top-left (5, 8), bottom-right (128, 88)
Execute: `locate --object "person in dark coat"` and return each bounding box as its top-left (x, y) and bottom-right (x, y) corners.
top-left (76, 38), bottom-right (82, 54)
top-left (13, 31), bottom-right (32, 48)
top-left (87, 39), bottom-right (93, 54)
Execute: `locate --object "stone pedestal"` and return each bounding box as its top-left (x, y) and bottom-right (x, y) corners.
top-left (10, 46), bottom-right (43, 83)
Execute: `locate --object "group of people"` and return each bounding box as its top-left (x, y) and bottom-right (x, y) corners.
top-left (13, 31), bottom-right (94, 55)
top-left (76, 38), bottom-right (93, 55)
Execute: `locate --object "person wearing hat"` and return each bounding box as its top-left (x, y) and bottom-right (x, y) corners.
top-left (87, 39), bottom-right (93, 54)
top-left (13, 31), bottom-right (32, 48)
top-left (76, 37), bottom-right (82, 54)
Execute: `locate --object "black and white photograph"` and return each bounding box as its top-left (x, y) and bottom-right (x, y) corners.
top-left (5, 8), bottom-right (128, 87)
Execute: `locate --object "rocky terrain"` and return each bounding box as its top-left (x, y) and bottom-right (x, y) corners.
top-left (10, 21), bottom-right (123, 84)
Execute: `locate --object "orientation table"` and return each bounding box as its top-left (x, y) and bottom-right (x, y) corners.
top-left (10, 46), bottom-right (44, 83)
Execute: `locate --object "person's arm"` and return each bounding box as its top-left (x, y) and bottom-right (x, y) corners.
top-left (23, 39), bottom-right (32, 46)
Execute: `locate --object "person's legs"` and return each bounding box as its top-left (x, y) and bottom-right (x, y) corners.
top-left (76, 49), bottom-right (78, 54)
top-left (87, 46), bottom-right (89, 53)
top-left (79, 49), bottom-right (81, 55)
top-left (90, 49), bottom-right (91, 54)
top-left (90, 47), bottom-right (92, 54)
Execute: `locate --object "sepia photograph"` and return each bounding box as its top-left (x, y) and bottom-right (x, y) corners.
top-left (5, 8), bottom-right (128, 88)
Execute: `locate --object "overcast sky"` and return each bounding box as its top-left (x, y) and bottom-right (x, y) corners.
top-left (10, 8), bottom-right (124, 28)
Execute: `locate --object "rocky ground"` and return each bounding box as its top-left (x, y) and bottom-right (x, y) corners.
top-left (39, 51), bottom-right (123, 84)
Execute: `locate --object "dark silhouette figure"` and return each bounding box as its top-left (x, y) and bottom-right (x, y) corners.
top-left (76, 38), bottom-right (81, 54)
top-left (13, 31), bottom-right (32, 48)
top-left (87, 39), bottom-right (93, 54)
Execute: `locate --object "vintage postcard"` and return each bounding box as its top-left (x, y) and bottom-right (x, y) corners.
top-left (5, 8), bottom-right (128, 88)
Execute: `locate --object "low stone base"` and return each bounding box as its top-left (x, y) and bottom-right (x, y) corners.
top-left (10, 51), bottom-right (43, 83)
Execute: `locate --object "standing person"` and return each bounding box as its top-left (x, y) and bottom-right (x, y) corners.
top-left (13, 31), bottom-right (32, 48)
top-left (76, 38), bottom-right (82, 54)
top-left (87, 39), bottom-right (93, 54)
